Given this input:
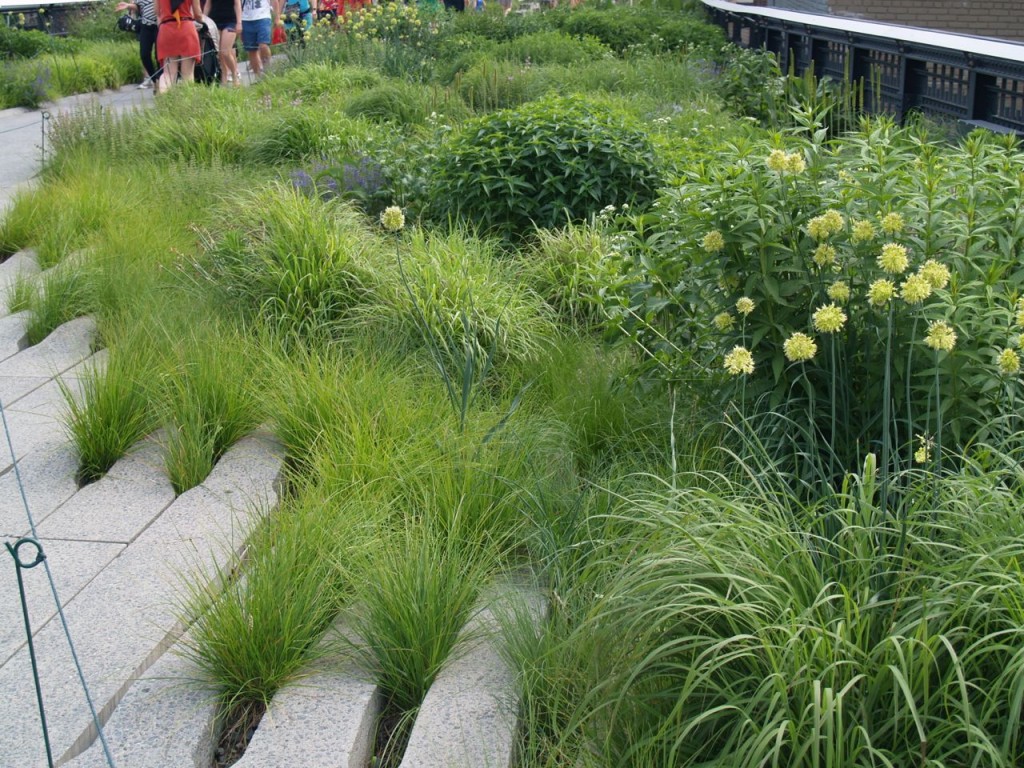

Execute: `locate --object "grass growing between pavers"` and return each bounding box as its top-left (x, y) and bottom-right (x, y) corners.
top-left (4, 2), bottom-right (1024, 765)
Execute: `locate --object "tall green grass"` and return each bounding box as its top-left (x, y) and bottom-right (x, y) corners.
top-left (507, 452), bottom-right (1024, 767)
top-left (61, 344), bottom-right (155, 484)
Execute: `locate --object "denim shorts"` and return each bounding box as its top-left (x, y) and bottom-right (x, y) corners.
top-left (241, 16), bottom-right (271, 50)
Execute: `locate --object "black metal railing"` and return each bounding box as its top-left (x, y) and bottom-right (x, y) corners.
top-left (701, 0), bottom-right (1024, 134)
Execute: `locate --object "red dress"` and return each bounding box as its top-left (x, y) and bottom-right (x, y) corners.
top-left (156, 0), bottom-right (200, 62)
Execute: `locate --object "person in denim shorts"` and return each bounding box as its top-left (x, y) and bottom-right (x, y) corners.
top-left (240, 0), bottom-right (276, 77)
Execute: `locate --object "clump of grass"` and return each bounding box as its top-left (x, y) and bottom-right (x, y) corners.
top-left (4, 272), bottom-right (35, 314)
top-left (61, 345), bottom-right (155, 485)
top-left (510, 454), bottom-right (1024, 766)
top-left (162, 328), bottom-right (260, 494)
top-left (180, 484), bottom-right (374, 751)
top-left (383, 226), bottom-right (554, 369)
top-left (24, 263), bottom-right (96, 345)
top-left (352, 523), bottom-right (491, 767)
top-left (203, 184), bottom-right (385, 338)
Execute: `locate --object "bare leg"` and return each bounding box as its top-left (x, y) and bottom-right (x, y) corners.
top-left (259, 41), bottom-right (271, 69)
top-left (247, 48), bottom-right (262, 77)
top-left (180, 56), bottom-right (196, 83)
top-left (159, 57), bottom-right (180, 93)
top-left (219, 28), bottom-right (238, 83)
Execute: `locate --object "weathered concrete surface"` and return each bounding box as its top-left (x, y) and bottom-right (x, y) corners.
top-left (400, 584), bottom-right (546, 768)
top-left (233, 625), bottom-right (379, 768)
top-left (62, 641), bottom-right (219, 768)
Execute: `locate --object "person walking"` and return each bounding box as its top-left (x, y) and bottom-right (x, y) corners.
top-left (240, 0), bottom-right (277, 79)
top-left (156, 0), bottom-right (203, 92)
top-left (116, 0), bottom-right (163, 88)
top-left (204, 0), bottom-right (242, 85)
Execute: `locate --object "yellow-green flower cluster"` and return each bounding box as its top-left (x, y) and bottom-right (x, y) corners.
top-left (914, 434), bottom-right (933, 464)
top-left (918, 259), bottom-right (950, 290)
top-left (900, 273), bottom-right (932, 305)
top-left (813, 243), bottom-right (837, 268)
top-left (868, 279), bottom-right (896, 307)
top-left (714, 312), bottom-right (735, 332)
top-left (998, 347), bottom-right (1021, 375)
top-left (783, 332), bottom-right (817, 362)
top-left (1016, 298), bottom-right (1024, 327)
top-left (827, 281), bottom-right (850, 303)
top-left (807, 210), bottom-right (844, 241)
top-left (880, 212), bottom-right (905, 235)
top-left (766, 149), bottom-right (806, 174)
top-left (812, 303), bottom-right (847, 333)
top-left (724, 346), bottom-right (755, 375)
top-left (850, 219), bottom-right (875, 244)
top-left (877, 242), bottom-right (910, 274)
top-left (924, 320), bottom-right (956, 352)
top-left (702, 230), bottom-right (725, 253)
top-left (342, 0), bottom-right (428, 44)
top-left (380, 205), bottom-right (405, 232)
top-left (736, 297), bottom-right (755, 316)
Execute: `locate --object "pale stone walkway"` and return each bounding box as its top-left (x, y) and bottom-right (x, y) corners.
top-left (0, 250), bottom-right (284, 767)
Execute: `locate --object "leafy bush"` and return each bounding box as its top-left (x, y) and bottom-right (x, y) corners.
top-left (605, 120), bottom-right (1024, 481)
top-left (443, 4), bottom-right (548, 44)
top-left (714, 43), bottom-right (785, 122)
top-left (0, 25), bottom-right (78, 59)
top-left (429, 94), bottom-right (662, 238)
top-left (494, 30), bottom-right (611, 66)
top-left (552, 7), bottom-right (724, 55)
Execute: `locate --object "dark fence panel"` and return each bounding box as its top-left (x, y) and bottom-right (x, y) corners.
top-left (702, 0), bottom-right (1024, 134)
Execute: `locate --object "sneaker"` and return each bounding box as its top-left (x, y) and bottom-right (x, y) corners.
top-left (138, 77), bottom-right (153, 89)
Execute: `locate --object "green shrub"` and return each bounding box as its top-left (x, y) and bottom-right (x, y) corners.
top-left (552, 7), bottom-right (724, 54)
top-left (605, 120), bottom-right (1024, 482)
top-left (494, 30), bottom-right (611, 66)
top-left (444, 4), bottom-right (547, 43)
top-left (0, 25), bottom-right (78, 59)
top-left (429, 94), bottom-right (662, 238)
top-left (714, 43), bottom-right (785, 122)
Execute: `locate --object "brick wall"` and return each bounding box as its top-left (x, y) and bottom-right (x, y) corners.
top-left (827, 0), bottom-right (1024, 41)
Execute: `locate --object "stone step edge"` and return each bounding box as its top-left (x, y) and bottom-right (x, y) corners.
top-left (51, 432), bottom-right (284, 765)
top-left (398, 579), bottom-right (547, 768)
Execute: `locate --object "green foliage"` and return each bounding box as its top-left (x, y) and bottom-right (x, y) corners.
top-left (61, 346), bottom-right (155, 485)
top-left (494, 30), bottom-right (611, 66)
top-left (65, 0), bottom-right (127, 42)
top-left (456, 56), bottom-right (543, 111)
top-left (201, 185), bottom-right (386, 338)
top-left (24, 263), bottom-right (97, 345)
top-left (714, 43), bottom-right (785, 122)
top-left (430, 94), bottom-right (662, 238)
top-left (0, 25), bottom-right (79, 59)
top-left (386, 227), bottom-right (555, 368)
top-left (180, 484), bottom-right (371, 710)
top-left (161, 330), bottom-right (260, 494)
top-left (521, 221), bottom-right (612, 331)
top-left (0, 39), bottom-right (138, 109)
top-left (551, 7), bottom-right (724, 55)
top-left (514, 461), bottom-right (1024, 766)
top-left (343, 80), bottom-right (435, 125)
top-left (605, 120), bottom-right (1024, 480)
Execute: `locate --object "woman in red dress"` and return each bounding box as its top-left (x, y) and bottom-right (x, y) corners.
top-left (156, 0), bottom-right (204, 92)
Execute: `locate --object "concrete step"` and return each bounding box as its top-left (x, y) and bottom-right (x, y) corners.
top-left (400, 582), bottom-right (546, 768)
top-left (233, 624), bottom-right (379, 768)
top-left (0, 311), bottom-right (30, 362)
top-left (62, 638), bottom-right (219, 768)
top-left (0, 316), bottom-right (96, 410)
top-left (0, 433), bottom-right (284, 767)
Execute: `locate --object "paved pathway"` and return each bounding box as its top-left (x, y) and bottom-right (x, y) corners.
top-left (0, 86), bottom-right (153, 215)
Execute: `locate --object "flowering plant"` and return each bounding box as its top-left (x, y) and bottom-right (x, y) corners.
top-left (605, 119), bottom-right (1024, 479)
